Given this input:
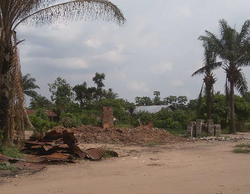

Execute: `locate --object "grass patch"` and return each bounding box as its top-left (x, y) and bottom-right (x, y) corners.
top-left (0, 144), bottom-right (23, 159)
top-left (221, 128), bottom-right (229, 134)
top-left (233, 148), bottom-right (250, 154)
top-left (0, 162), bottom-right (18, 171)
top-left (167, 129), bottom-right (187, 136)
top-left (233, 143), bottom-right (250, 154)
top-left (235, 143), bottom-right (250, 148)
top-left (146, 142), bottom-right (159, 147)
top-left (114, 123), bottom-right (134, 128)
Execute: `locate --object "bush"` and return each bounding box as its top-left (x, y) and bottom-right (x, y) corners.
top-left (131, 111), bottom-right (154, 126)
top-left (60, 113), bottom-right (82, 128)
top-left (171, 121), bottom-right (182, 130)
top-left (0, 144), bottom-right (23, 159)
top-left (29, 109), bottom-right (58, 133)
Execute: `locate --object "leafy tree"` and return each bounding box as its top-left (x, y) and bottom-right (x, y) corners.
top-left (192, 42), bottom-right (217, 119)
top-left (234, 95), bottom-right (250, 131)
top-left (135, 96), bottom-right (153, 106)
top-left (199, 19), bottom-right (250, 133)
top-left (48, 77), bottom-right (73, 116)
top-left (176, 96), bottom-right (188, 109)
top-left (243, 91), bottom-right (250, 103)
top-left (22, 73), bottom-right (40, 98)
top-left (73, 82), bottom-right (92, 108)
top-left (0, 0), bottom-right (125, 144)
top-left (153, 91), bottom-right (161, 105)
top-left (163, 95), bottom-right (177, 105)
top-left (93, 72), bottom-right (105, 101)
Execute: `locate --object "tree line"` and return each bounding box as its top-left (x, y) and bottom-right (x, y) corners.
top-left (23, 72), bottom-right (250, 136)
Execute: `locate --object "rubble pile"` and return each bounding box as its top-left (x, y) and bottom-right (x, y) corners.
top-left (73, 125), bottom-right (183, 144)
top-left (24, 126), bottom-right (113, 163)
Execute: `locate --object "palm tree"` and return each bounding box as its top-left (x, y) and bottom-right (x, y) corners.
top-left (0, 0), bottom-right (125, 144)
top-left (22, 73), bottom-right (40, 98)
top-left (192, 44), bottom-right (217, 120)
top-left (104, 88), bottom-right (118, 99)
top-left (198, 19), bottom-right (250, 134)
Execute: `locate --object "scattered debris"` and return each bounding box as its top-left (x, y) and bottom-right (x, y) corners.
top-left (73, 125), bottom-right (183, 144)
top-left (0, 153), bottom-right (46, 172)
top-left (23, 126), bottom-right (118, 163)
top-left (190, 136), bottom-right (250, 142)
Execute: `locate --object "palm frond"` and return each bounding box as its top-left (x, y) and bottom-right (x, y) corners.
top-left (238, 20), bottom-right (250, 42)
top-left (235, 72), bottom-right (248, 95)
top-left (192, 62), bottom-right (222, 77)
top-left (14, 0), bottom-right (126, 29)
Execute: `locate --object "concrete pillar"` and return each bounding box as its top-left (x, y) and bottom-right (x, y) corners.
top-left (207, 119), bottom-right (214, 136)
top-left (196, 119), bottom-right (204, 137)
top-left (214, 124), bottom-right (221, 136)
top-left (187, 121), bottom-right (196, 137)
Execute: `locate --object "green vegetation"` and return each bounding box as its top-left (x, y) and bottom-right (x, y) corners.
top-left (233, 143), bottom-right (250, 154)
top-left (146, 142), bottom-right (160, 147)
top-left (235, 143), bottom-right (250, 148)
top-left (0, 144), bottom-right (23, 159)
top-left (22, 73), bottom-right (250, 137)
top-left (0, 162), bottom-right (18, 171)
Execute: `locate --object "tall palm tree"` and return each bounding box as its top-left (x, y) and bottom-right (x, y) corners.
top-left (0, 0), bottom-right (125, 144)
top-left (22, 73), bottom-right (40, 98)
top-left (198, 19), bottom-right (250, 134)
top-left (192, 44), bottom-right (217, 120)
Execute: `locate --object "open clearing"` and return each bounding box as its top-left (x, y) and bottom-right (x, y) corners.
top-left (1, 133), bottom-right (250, 194)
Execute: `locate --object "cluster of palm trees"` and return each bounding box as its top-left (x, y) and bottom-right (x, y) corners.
top-left (192, 19), bottom-right (250, 134)
top-left (0, 0), bottom-right (125, 145)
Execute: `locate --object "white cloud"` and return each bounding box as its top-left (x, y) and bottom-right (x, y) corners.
top-left (127, 80), bottom-right (149, 92)
top-left (151, 62), bottom-right (173, 74)
top-left (85, 39), bottom-right (102, 49)
top-left (171, 79), bottom-right (184, 87)
top-left (93, 44), bottom-right (124, 63)
top-left (28, 57), bottom-right (89, 69)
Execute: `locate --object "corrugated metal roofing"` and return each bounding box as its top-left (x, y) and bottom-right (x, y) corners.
top-left (134, 105), bottom-right (175, 114)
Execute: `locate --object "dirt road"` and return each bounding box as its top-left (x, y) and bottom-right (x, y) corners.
top-left (1, 138), bottom-right (250, 194)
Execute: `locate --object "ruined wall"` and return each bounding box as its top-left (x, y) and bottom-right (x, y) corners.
top-left (101, 107), bottom-right (114, 130)
top-left (187, 119), bottom-right (221, 137)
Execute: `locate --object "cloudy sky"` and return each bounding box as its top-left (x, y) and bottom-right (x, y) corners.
top-left (17, 0), bottom-right (250, 103)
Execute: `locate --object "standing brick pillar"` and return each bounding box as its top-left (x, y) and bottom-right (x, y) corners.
top-left (196, 119), bottom-right (204, 137)
top-left (187, 121), bottom-right (196, 137)
top-left (207, 119), bottom-right (214, 136)
top-left (214, 124), bottom-right (221, 136)
top-left (101, 107), bottom-right (114, 130)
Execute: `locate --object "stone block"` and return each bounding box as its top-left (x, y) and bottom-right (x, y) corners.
top-left (196, 119), bottom-right (204, 136)
top-left (207, 119), bottom-right (214, 136)
top-left (187, 121), bottom-right (196, 137)
top-left (214, 124), bottom-right (221, 136)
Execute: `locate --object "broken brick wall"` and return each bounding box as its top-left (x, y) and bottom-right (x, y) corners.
top-left (102, 107), bottom-right (114, 129)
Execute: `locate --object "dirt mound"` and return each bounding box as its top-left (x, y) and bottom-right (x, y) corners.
top-left (73, 125), bottom-right (183, 144)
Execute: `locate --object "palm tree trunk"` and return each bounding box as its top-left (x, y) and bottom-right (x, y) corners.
top-left (0, 71), bottom-right (12, 143)
top-left (229, 80), bottom-right (236, 134)
top-left (206, 87), bottom-right (212, 120)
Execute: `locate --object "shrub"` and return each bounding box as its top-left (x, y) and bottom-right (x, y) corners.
top-left (29, 109), bottom-right (58, 133)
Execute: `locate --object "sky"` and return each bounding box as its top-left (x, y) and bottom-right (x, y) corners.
top-left (17, 0), bottom-right (250, 104)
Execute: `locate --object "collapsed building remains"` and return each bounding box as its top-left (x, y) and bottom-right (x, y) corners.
top-left (187, 119), bottom-right (221, 137)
